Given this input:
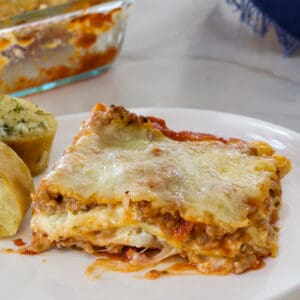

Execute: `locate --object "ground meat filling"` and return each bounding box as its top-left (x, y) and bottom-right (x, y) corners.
top-left (31, 181), bottom-right (281, 274)
top-left (32, 190), bottom-right (98, 214)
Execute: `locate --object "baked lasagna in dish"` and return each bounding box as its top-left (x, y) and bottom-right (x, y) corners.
top-left (30, 104), bottom-right (291, 274)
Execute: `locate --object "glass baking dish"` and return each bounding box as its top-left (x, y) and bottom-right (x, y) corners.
top-left (0, 0), bottom-right (132, 97)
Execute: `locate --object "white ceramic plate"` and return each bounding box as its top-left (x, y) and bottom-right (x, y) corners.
top-left (1, 108), bottom-right (300, 300)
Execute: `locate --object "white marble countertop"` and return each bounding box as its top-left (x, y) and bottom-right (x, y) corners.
top-left (30, 0), bottom-right (300, 132)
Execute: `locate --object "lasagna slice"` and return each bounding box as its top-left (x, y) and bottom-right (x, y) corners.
top-left (30, 104), bottom-right (291, 274)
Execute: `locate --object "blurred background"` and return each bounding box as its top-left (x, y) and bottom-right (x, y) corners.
top-left (1, 0), bottom-right (299, 131)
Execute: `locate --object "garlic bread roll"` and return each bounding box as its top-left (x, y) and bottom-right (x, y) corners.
top-left (0, 141), bottom-right (34, 238)
top-left (0, 95), bottom-right (57, 175)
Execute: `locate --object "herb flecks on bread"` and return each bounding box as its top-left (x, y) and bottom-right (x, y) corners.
top-left (0, 95), bottom-right (57, 175)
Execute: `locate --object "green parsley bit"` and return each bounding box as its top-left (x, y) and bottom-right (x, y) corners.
top-left (13, 103), bottom-right (24, 113)
top-left (35, 110), bottom-right (50, 116)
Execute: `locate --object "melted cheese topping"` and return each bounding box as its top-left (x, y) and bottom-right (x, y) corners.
top-left (42, 116), bottom-right (278, 232)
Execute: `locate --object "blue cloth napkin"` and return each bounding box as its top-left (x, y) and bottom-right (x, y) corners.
top-left (226, 0), bottom-right (300, 56)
